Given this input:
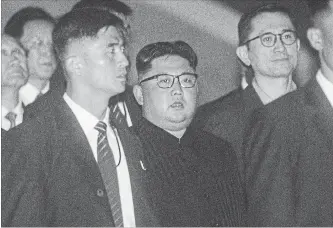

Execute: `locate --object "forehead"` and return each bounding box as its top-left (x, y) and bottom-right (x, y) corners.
top-left (96, 25), bottom-right (124, 43)
top-left (250, 12), bottom-right (294, 34)
top-left (22, 20), bottom-right (54, 38)
top-left (2, 36), bottom-right (22, 50)
top-left (150, 55), bottom-right (192, 73)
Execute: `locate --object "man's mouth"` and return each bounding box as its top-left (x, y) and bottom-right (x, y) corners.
top-left (170, 101), bottom-right (184, 109)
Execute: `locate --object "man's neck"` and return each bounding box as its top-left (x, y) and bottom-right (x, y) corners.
top-left (253, 74), bottom-right (295, 102)
top-left (2, 87), bottom-right (20, 110)
top-left (28, 77), bottom-right (49, 92)
top-left (66, 86), bottom-right (111, 120)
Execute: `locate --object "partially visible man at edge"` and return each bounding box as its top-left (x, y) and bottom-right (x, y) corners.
top-left (193, 4), bottom-right (300, 175)
top-left (132, 41), bottom-right (246, 226)
top-left (1, 34), bottom-right (28, 131)
top-left (243, 0), bottom-right (333, 226)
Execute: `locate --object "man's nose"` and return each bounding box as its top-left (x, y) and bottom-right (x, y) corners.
top-left (118, 51), bottom-right (129, 68)
top-left (171, 77), bottom-right (183, 95)
top-left (274, 35), bottom-right (287, 51)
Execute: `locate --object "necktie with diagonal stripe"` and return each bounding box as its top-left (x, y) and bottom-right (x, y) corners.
top-left (110, 103), bottom-right (127, 129)
top-left (95, 121), bottom-right (123, 227)
top-left (5, 112), bottom-right (17, 129)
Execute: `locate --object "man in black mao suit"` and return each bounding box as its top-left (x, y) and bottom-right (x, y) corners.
top-left (2, 9), bottom-right (152, 226)
top-left (193, 4), bottom-right (300, 172)
top-left (244, 0), bottom-right (333, 226)
top-left (132, 41), bottom-right (246, 226)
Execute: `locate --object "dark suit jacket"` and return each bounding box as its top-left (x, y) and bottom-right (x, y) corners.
top-left (1, 91), bottom-right (153, 226)
top-left (243, 78), bottom-right (333, 226)
top-left (24, 84), bottom-right (141, 127)
top-left (193, 85), bottom-right (263, 173)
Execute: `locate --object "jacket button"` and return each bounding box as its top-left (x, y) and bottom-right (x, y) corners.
top-left (97, 189), bottom-right (104, 197)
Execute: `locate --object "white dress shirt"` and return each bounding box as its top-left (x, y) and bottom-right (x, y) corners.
top-left (19, 81), bottom-right (50, 106)
top-left (1, 102), bottom-right (24, 131)
top-left (316, 70), bottom-right (333, 108)
top-left (63, 93), bottom-right (136, 227)
top-left (252, 79), bottom-right (297, 105)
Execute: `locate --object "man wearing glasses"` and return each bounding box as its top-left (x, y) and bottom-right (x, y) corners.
top-left (194, 4), bottom-right (300, 175)
top-left (244, 0), bottom-right (333, 225)
top-left (132, 41), bottom-right (246, 226)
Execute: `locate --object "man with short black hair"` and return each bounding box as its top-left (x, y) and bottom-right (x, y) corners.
top-left (132, 41), bottom-right (246, 227)
top-left (244, 0), bottom-right (333, 225)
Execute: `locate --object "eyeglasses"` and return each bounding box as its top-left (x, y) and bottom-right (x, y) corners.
top-left (242, 30), bottom-right (297, 47)
top-left (139, 72), bottom-right (198, 88)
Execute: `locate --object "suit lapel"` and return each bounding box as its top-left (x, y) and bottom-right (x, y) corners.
top-left (52, 93), bottom-right (101, 179)
top-left (305, 79), bottom-right (333, 151)
top-left (242, 85), bottom-right (263, 113)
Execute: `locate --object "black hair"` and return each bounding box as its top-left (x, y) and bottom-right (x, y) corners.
top-left (136, 41), bottom-right (198, 77)
top-left (53, 8), bottom-right (126, 62)
top-left (238, 4), bottom-right (298, 46)
top-left (4, 7), bottom-right (55, 40)
top-left (72, 0), bottom-right (132, 16)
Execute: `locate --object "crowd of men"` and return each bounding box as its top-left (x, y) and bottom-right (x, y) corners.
top-left (1, 0), bottom-right (332, 226)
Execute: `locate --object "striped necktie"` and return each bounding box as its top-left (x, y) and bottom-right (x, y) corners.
top-left (110, 103), bottom-right (127, 129)
top-left (5, 112), bottom-right (17, 129)
top-left (95, 121), bottom-right (123, 227)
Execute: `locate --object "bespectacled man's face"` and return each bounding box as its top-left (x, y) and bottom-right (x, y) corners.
top-left (238, 12), bottom-right (300, 79)
top-left (134, 55), bottom-right (198, 132)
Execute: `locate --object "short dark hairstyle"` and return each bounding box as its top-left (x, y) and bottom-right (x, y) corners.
top-left (306, 0), bottom-right (331, 24)
top-left (72, 0), bottom-right (132, 16)
top-left (136, 41), bottom-right (198, 78)
top-left (238, 4), bottom-right (298, 46)
top-left (53, 8), bottom-right (126, 63)
top-left (4, 7), bottom-right (55, 40)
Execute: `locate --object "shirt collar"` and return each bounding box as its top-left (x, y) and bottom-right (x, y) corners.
top-left (1, 101), bottom-right (24, 119)
top-left (252, 79), bottom-right (297, 105)
top-left (19, 81), bottom-right (50, 105)
top-left (63, 93), bottom-right (110, 137)
top-left (135, 117), bottom-right (193, 148)
top-left (316, 70), bottom-right (333, 108)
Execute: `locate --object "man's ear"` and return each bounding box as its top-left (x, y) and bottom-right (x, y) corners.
top-left (307, 27), bottom-right (323, 51)
top-left (64, 55), bottom-right (83, 76)
top-left (133, 84), bottom-right (143, 106)
top-left (236, 45), bottom-right (251, 66)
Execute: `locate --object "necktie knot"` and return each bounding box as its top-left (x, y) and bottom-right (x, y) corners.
top-left (95, 121), bottom-right (107, 134)
top-left (5, 112), bottom-right (17, 129)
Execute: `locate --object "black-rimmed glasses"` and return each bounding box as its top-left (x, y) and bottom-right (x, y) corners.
top-left (242, 30), bottom-right (297, 47)
top-left (139, 72), bottom-right (198, 88)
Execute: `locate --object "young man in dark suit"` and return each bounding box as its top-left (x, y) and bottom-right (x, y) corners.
top-left (24, 0), bottom-right (141, 127)
top-left (193, 4), bottom-right (300, 172)
top-left (1, 9), bottom-right (149, 226)
top-left (132, 41), bottom-right (246, 226)
top-left (244, 0), bottom-right (333, 226)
